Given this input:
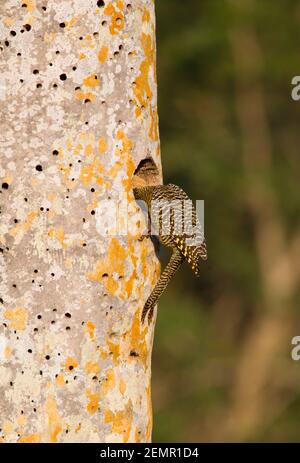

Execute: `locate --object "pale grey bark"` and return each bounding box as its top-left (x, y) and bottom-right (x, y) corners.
top-left (0, 0), bottom-right (161, 443)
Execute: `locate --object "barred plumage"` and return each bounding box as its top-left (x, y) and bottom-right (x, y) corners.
top-left (133, 184), bottom-right (207, 323)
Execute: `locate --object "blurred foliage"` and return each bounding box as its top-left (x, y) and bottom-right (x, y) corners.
top-left (152, 0), bottom-right (300, 442)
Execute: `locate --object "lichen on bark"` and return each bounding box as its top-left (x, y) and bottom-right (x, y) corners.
top-left (0, 0), bottom-right (161, 443)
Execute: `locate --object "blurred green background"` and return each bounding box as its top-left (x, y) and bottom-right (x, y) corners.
top-left (152, 0), bottom-right (300, 442)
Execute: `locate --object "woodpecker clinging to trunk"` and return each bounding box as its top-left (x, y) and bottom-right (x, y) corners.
top-left (133, 183), bottom-right (207, 324)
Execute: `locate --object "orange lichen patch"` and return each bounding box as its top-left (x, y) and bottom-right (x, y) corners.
top-left (75, 89), bottom-right (95, 102)
top-left (85, 361), bottom-right (100, 375)
top-left (143, 9), bottom-right (150, 22)
top-left (135, 107), bottom-right (142, 118)
top-left (128, 310), bottom-right (148, 366)
top-left (66, 18), bottom-right (77, 29)
top-left (80, 161), bottom-right (104, 186)
top-left (140, 241), bottom-right (149, 279)
top-left (98, 46), bottom-right (108, 64)
top-left (80, 165), bottom-right (94, 186)
top-left (3, 421), bottom-right (13, 434)
top-left (86, 320), bottom-right (95, 339)
top-left (89, 238), bottom-right (126, 276)
top-left (44, 32), bottom-right (56, 43)
top-left (79, 52), bottom-right (86, 60)
top-left (125, 269), bottom-right (137, 298)
top-left (58, 163), bottom-right (72, 186)
top-left (55, 374), bottom-right (65, 387)
top-left (21, 0), bottom-right (36, 13)
top-left (9, 210), bottom-right (38, 239)
top-left (45, 395), bottom-right (62, 443)
top-left (146, 384), bottom-right (153, 442)
top-left (3, 18), bottom-right (15, 27)
top-left (151, 261), bottom-right (160, 287)
top-left (4, 307), bottom-right (28, 331)
top-left (80, 34), bottom-right (94, 49)
top-left (119, 131), bottom-right (135, 176)
top-left (66, 137), bottom-right (73, 152)
top-left (104, 2), bottom-right (125, 35)
top-left (108, 161), bottom-right (122, 179)
top-left (98, 137), bottom-right (107, 154)
top-left (108, 130), bottom-right (135, 193)
top-left (87, 197), bottom-right (98, 215)
top-left (106, 276), bottom-right (119, 295)
top-left (79, 132), bottom-right (89, 143)
top-left (133, 33), bottom-right (154, 109)
top-left (149, 105), bottom-right (159, 141)
top-left (85, 144), bottom-right (93, 155)
top-left (87, 238), bottom-right (127, 295)
top-left (83, 74), bottom-right (100, 88)
top-left (4, 346), bottom-right (12, 359)
top-left (86, 389), bottom-right (100, 414)
top-left (47, 192), bottom-right (56, 202)
top-left (48, 227), bottom-right (66, 248)
top-left (65, 356), bottom-right (78, 372)
top-left (18, 433), bottom-right (41, 443)
top-left (107, 339), bottom-right (120, 365)
top-left (73, 143), bottom-right (83, 156)
top-left (100, 368), bottom-right (116, 395)
top-left (104, 401), bottom-right (133, 443)
top-left (99, 348), bottom-right (108, 360)
top-left (3, 175), bottom-right (12, 184)
top-left (119, 378), bottom-right (126, 395)
top-left (75, 423), bottom-right (81, 433)
top-left (17, 415), bottom-right (27, 427)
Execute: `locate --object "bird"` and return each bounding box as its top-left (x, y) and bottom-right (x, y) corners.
top-left (133, 183), bottom-right (207, 324)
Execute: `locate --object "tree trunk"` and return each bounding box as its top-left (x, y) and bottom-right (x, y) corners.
top-left (0, 0), bottom-right (161, 443)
